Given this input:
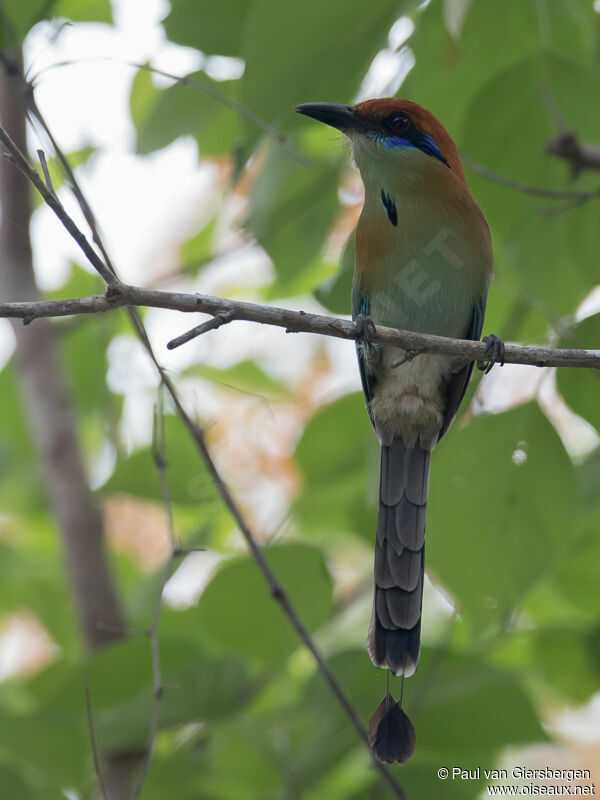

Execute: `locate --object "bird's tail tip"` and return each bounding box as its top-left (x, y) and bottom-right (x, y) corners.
top-left (368, 692), bottom-right (416, 765)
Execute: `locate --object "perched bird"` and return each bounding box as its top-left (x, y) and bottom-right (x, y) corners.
top-left (296, 98), bottom-right (500, 763)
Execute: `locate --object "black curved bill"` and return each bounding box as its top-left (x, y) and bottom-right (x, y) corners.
top-left (295, 102), bottom-right (363, 132)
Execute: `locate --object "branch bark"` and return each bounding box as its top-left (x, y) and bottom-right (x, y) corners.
top-left (0, 285), bottom-right (598, 369)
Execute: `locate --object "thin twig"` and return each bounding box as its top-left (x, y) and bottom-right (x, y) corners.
top-left (0, 285), bottom-right (598, 369)
top-left (152, 393), bottom-right (178, 552)
top-left (538, 83), bottom-right (568, 135)
top-left (132, 556), bottom-right (173, 799)
top-left (95, 621), bottom-right (147, 636)
top-left (0, 124), bottom-right (117, 285)
top-left (36, 148), bottom-right (55, 194)
top-left (133, 395), bottom-right (179, 799)
top-left (167, 310), bottom-right (234, 349)
top-left (536, 197), bottom-right (589, 216)
top-left (463, 154), bottom-right (600, 201)
top-left (84, 677), bottom-right (109, 800)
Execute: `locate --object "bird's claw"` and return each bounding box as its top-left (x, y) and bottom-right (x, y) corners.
top-left (477, 333), bottom-right (505, 374)
top-left (355, 313), bottom-right (377, 343)
top-left (355, 313), bottom-right (379, 368)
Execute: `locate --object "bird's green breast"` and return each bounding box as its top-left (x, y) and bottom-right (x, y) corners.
top-left (354, 170), bottom-right (492, 339)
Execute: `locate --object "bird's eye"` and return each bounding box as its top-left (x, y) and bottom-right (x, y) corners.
top-left (387, 113), bottom-right (412, 135)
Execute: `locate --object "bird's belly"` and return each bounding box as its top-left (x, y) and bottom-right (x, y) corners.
top-left (368, 349), bottom-right (452, 449)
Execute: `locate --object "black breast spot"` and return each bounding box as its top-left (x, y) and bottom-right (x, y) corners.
top-left (380, 189), bottom-right (398, 227)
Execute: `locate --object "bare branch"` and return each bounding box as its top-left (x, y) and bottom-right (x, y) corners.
top-left (0, 286), bottom-right (598, 369)
top-left (167, 309), bottom-right (234, 349)
top-left (36, 148), bottom-right (55, 194)
top-left (84, 679), bottom-right (109, 800)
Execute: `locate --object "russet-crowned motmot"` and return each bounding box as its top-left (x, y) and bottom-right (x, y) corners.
top-left (296, 98), bottom-right (500, 763)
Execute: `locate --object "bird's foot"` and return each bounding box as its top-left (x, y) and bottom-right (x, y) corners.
top-left (355, 313), bottom-right (379, 366)
top-left (355, 313), bottom-right (377, 343)
top-left (477, 333), bottom-right (505, 375)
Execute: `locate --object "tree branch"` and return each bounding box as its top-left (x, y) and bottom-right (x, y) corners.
top-left (0, 286), bottom-right (598, 369)
top-left (546, 132), bottom-right (600, 177)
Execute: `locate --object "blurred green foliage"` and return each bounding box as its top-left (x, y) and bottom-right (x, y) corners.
top-left (1, 0), bottom-right (600, 798)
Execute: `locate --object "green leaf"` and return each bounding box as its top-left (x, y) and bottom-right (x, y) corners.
top-left (163, 0), bottom-right (250, 56)
top-left (102, 414), bottom-right (220, 508)
top-left (404, 0), bottom-right (597, 136)
top-left (131, 68), bottom-right (241, 157)
top-left (0, 765), bottom-right (35, 800)
top-left (0, 517), bottom-right (80, 652)
top-left (405, 0), bottom-right (600, 321)
top-left (125, 739), bottom-right (210, 800)
top-left (299, 648), bottom-right (544, 797)
top-left (61, 314), bottom-right (117, 418)
top-left (428, 403), bottom-right (578, 630)
top-left (552, 509), bottom-right (600, 622)
top-left (194, 543), bottom-right (333, 665)
top-left (314, 233), bottom-right (355, 315)
top-left (184, 359), bottom-right (291, 398)
top-left (533, 626), bottom-right (600, 703)
top-left (296, 393), bottom-right (369, 482)
top-left (397, 651), bottom-right (545, 799)
top-left (0, 364), bottom-right (45, 511)
top-left (557, 314), bottom-right (600, 431)
top-left (87, 636), bottom-right (153, 708)
top-left (461, 56), bottom-right (600, 318)
top-left (178, 213), bottom-right (219, 276)
top-left (240, 0), bottom-right (417, 133)
top-left (196, 723), bottom-right (282, 799)
top-left (47, 262), bottom-right (104, 300)
top-left (54, 0), bottom-right (112, 24)
top-left (246, 146), bottom-right (340, 292)
top-left (293, 393), bottom-right (376, 542)
top-left (92, 632), bottom-right (257, 750)
top-left (0, 707), bottom-right (87, 789)
top-left (1, 0), bottom-right (111, 44)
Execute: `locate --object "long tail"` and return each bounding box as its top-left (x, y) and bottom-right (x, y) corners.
top-left (367, 436), bottom-right (430, 764)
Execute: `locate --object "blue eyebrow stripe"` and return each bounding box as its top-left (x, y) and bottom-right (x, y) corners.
top-left (380, 131), bottom-right (448, 166)
top-left (382, 136), bottom-right (413, 149)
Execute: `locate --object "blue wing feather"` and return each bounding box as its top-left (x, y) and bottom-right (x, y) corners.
top-left (352, 287), bottom-right (378, 408)
top-left (437, 296), bottom-right (487, 441)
